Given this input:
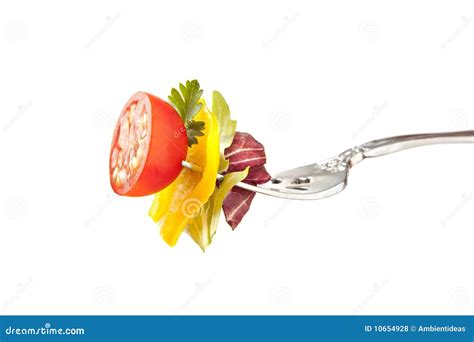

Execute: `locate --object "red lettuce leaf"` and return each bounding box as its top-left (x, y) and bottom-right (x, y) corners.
top-left (224, 132), bottom-right (267, 172)
top-left (222, 132), bottom-right (270, 229)
top-left (222, 186), bottom-right (256, 230)
top-left (244, 165), bottom-right (271, 185)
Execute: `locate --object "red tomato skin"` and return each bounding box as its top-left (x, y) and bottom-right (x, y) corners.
top-left (110, 92), bottom-right (188, 197)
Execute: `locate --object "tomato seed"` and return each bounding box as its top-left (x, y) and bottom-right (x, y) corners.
top-left (118, 151), bottom-right (124, 167)
top-left (128, 104), bottom-right (136, 123)
top-left (113, 166), bottom-right (119, 180)
top-left (130, 157), bottom-right (139, 170)
top-left (111, 148), bottom-right (118, 168)
top-left (136, 145), bottom-right (144, 161)
top-left (118, 169), bottom-right (127, 185)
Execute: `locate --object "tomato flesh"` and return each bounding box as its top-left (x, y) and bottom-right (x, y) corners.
top-left (109, 91), bottom-right (188, 196)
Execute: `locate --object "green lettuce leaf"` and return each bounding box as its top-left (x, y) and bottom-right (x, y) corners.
top-left (187, 168), bottom-right (249, 251)
top-left (212, 91), bottom-right (237, 173)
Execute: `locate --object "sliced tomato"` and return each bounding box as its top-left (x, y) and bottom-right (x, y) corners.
top-left (109, 91), bottom-right (188, 197)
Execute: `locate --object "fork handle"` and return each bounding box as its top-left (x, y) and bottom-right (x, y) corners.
top-left (358, 130), bottom-right (474, 161)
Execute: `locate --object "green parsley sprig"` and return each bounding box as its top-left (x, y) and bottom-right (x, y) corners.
top-left (168, 80), bottom-right (206, 147)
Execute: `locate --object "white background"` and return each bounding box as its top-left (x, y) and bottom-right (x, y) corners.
top-left (1, 0), bottom-right (473, 315)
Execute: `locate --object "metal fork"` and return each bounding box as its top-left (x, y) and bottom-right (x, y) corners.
top-left (232, 130), bottom-right (474, 200)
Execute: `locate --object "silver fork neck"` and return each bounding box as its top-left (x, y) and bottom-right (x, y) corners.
top-left (351, 130), bottom-right (474, 166)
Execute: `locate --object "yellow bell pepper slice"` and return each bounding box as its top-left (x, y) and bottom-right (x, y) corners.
top-left (148, 101), bottom-right (220, 247)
